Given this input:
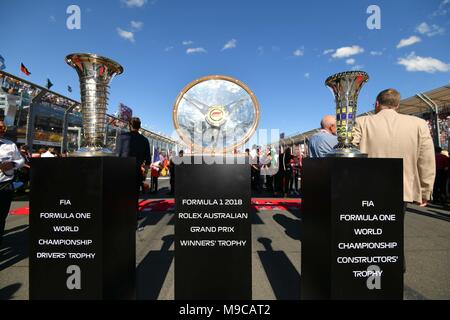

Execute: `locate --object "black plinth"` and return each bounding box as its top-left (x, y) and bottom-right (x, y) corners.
top-left (301, 158), bottom-right (404, 300)
top-left (175, 156), bottom-right (252, 300)
top-left (29, 157), bottom-right (136, 300)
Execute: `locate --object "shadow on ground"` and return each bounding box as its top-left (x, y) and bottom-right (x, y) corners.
top-left (0, 224), bottom-right (29, 272)
top-left (406, 207), bottom-right (450, 222)
top-left (273, 214), bottom-right (301, 241)
top-left (257, 237), bottom-right (301, 300)
top-left (0, 283), bottom-right (22, 300)
top-left (136, 235), bottom-right (174, 300)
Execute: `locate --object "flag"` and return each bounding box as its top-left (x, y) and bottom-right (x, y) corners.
top-left (46, 78), bottom-right (53, 90)
top-left (152, 146), bottom-right (160, 163)
top-left (0, 55), bottom-right (5, 71)
top-left (20, 63), bottom-right (31, 76)
top-left (118, 103), bottom-right (133, 122)
top-left (68, 85), bottom-right (72, 93)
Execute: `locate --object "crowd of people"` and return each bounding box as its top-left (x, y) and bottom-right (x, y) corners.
top-left (246, 146), bottom-right (301, 197)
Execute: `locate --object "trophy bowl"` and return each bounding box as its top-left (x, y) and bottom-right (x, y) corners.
top-left (173, 75), bottom-right (260, 153)
top-left (66, 53), bottom-right (123, 157)
top-left (325, 70), bottom-right (369, 158)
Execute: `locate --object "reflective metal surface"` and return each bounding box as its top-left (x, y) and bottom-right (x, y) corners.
top-left (325, 71), bottom-right (369, 158)
top-left (173, 75), bottom-right (260, 153)
top-left (66, 53), bottom-right (123, 156)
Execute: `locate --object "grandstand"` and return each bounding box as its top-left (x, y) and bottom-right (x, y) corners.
top-left (0, 70), bottom-right (182, 154)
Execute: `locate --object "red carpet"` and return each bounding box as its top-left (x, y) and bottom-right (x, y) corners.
top-left (9, 207), bottom-right (30, 215)
top-left (136, 198), bottom-right (301, 212)
top-left (9, 198), bottom-right (301, 215)
top-left (138, 199), bottom-right (175, 212)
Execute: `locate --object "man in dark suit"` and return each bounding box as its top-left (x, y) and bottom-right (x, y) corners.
top-left (116, 117), bottom-right (151, 204)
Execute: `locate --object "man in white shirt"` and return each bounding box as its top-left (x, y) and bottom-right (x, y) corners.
top-left (0, 116), bottom-right (25, 246)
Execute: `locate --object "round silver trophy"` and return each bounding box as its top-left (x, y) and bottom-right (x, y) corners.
top-left (325, 71), bottom-right (369, 158)
top-left (66, 53), bottom-right (123, 156)
top-left (173, 75), bottom-right (260, 153)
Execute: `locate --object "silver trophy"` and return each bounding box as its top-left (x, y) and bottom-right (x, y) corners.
top-left (325, 71), bottom-right (369, 158)
top-left (173, 75), bottom-right (260, 153)
top-left (66, 53), bottom-right (123, 156)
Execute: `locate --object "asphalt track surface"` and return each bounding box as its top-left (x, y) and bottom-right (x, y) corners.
top-left (1, 177), bottom-right (449, 300)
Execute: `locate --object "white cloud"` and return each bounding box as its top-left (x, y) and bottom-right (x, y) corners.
top-left (351, 65), bottom-right (364, 71)
top-left (416, 22), bottom-right (445, 37)
top-left (117, 28), bottom-right (135, 43)
top-left (331, 45), bottom-right (364, 58)
top-left (222, 39), bottom-right (237, 51)
top-left (122, 0), bottom-right (147, 7)
top-left (323, 49), bottom-right (334, 55)
top-left (186, 47), bottom-right (207, 54)
top-left (49, 15), bottom-right (56, 22)
top-left (396, 36), bottom-right (421, 49)
top-left (346, 58), bottom-right (356, 65)
top-left (304, 73), bottom-right (310, 79)
top-left (182, 40), bottom-right (194, 46)
top-left (293, 49), bottom-right (304, 57)
top-left (432, 0), bottom-right (450, 16)
top-left (130, 20), bottom-right (144, 30)
top-left (164, 46), bottom-right (174, 52)
top-left (416, 22), bottom-right (430, 34)
top-left (398, 52), bottom-right (450, 73)
top-left (370, 51), bottom-right (383, 56)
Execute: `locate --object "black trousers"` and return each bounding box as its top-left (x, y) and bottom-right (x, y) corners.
top-left (274, 171), bottom-right (282, 193)
top-left (433, 169), bottom-right (447, 202)
top-left (151, 176), bottom-right (158, 193)
top-left (266, 175), bottom-right (274, 193)
top-left (170, 175), bottom-right (175, 193)
top-left (0, 188), bottom-right (13, 247)
top-left (283, 171), bottom-right (292, 194)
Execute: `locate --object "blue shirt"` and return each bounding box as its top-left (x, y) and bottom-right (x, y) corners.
top-left (308, 130), bottom-right (338, 158)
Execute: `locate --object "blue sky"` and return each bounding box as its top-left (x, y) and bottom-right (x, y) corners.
top-left (1, 0), bottom-right (449, 139)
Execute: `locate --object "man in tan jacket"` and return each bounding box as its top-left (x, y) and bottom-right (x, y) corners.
top-left (353, 88), bottom-right (435, 206)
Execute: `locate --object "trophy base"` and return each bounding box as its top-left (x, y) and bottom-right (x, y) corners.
top-left (325, 147), bottom-right (367, 158)
top-left (69, 147), bottom-right (115, 157)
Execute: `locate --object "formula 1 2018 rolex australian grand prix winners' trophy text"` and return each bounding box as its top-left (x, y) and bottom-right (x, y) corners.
top-left (173, 75), bottom-right (257, 299)
top-left (66, 53), bottom-right (123, 156)
top-left (325, 71), bottom-right (369, 158)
